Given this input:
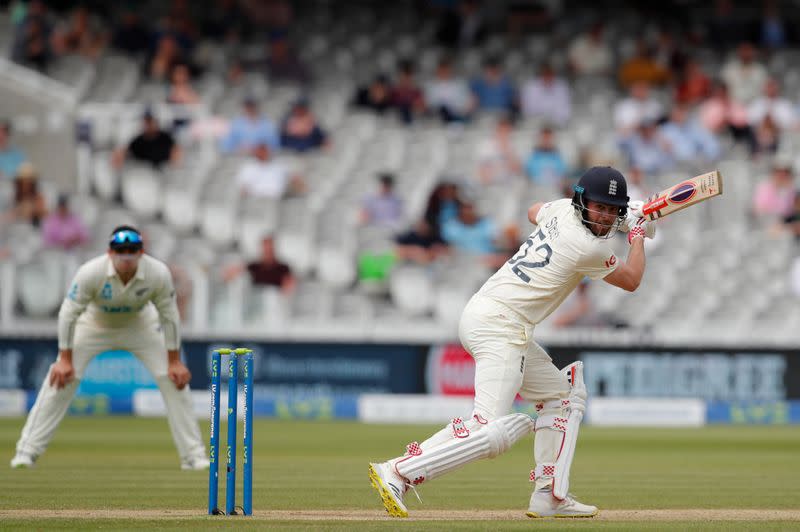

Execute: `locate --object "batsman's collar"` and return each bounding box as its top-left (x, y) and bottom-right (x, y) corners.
top-left (105, 254), bottom-right (146, 281)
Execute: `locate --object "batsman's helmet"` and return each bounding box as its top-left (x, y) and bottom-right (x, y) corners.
top-left (571, 166), bottom-right (629, 236)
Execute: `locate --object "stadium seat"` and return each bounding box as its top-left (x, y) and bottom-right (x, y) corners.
top-left (317, 246), bottom-right (357, 289)
top-left (390, 266), bottom-right (434, 316)
top-left (121, 166), bottom-right (162, 218)
top-left (92, 154), bottom-right (118, 201)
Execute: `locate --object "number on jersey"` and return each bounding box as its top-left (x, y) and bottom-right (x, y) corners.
top-left (507, 229), bottom-right (552, 283)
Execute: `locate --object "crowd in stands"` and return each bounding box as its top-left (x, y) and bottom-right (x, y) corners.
top-left (5, 0), bottom-right (800, 322)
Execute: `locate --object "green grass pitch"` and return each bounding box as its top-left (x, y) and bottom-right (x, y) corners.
top-left (1, 417), bottom-right (799, 530)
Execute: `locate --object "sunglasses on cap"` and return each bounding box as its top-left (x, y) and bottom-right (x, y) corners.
top-left (109, 229), bottom-right (143, 251)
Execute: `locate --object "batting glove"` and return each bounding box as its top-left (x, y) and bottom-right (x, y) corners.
top-left (628, 200), bottom-right (644, 218)
top-left (627, 217), bottom-right (655, 244)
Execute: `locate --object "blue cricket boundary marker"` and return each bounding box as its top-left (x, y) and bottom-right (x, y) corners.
top-left (208, 348), bottom-right (254, 516)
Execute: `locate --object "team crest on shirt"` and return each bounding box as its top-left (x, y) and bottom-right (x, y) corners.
top-left (101, 282), bottom-right (113, 300)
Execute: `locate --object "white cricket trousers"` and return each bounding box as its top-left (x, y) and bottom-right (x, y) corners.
top-left (15, 316), bottom-right (205, 462)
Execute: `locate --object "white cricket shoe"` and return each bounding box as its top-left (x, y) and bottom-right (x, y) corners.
top-left (527, 488), bottom-right (598, 518)
top-left (180, 455), bottom-right (210, 471)
top-left (368, 461), bottom-right (409, 518)
top-left (10, 452), bottom-right (36, 468)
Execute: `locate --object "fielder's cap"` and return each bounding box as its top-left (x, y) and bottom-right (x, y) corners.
top-left (109, 226), bottom-right (143, 251)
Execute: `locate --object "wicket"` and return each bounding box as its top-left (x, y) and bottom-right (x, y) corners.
top-left (208, 348), bottom-right (254, 515)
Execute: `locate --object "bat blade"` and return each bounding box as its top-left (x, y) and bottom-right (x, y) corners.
top-left (642, 170), bottom-right (723, 220)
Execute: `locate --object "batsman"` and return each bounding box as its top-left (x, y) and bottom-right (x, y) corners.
top-left (369, 166), bottom-right (655, 518)
top-left (10, 226), bottom-right (208, 470)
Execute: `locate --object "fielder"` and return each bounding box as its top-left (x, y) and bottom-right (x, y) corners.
top-left (10, 226), bottom-right (209, 470)
top-left (369, 166), bottom-right (655, 518)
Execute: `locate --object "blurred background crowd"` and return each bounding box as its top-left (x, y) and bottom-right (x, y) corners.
top-left (1, 0), bottom-right (799, 343)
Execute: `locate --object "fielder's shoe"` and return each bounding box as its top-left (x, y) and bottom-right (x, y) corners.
top-left (180, 455), bottom-right (210, 471)
top-left (10, 452), bottom-right (36, 468)
top-left (527, 488), bottom-right (598, 518)
top-left (368, 461), bottom-right (409, 518)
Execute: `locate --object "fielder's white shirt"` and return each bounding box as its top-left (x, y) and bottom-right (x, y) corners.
top-left (57, 254), bottom-right (181, 350)
top-left (477, 198), bottom-right (619, 325)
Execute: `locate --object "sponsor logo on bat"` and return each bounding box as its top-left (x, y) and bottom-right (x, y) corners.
top-left (668, 181), bottom-right (697, 204)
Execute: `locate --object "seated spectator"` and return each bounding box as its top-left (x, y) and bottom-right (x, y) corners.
top-left (761, 1), bottom-right (787, 50)
top-left (426, 58), bottom-right (475, 124)
top-left (620, 121), bottom-right (673, 175)
top-left (753, 158), bottom-right (796, 221)
top-left (51, 6), bottom-right (107, 60)
top-left (395, 220), bottom-right (448, 264)
top-left (748, 78), bottom-right (797, 130)
top-left (265, 33), bottom-right (310, 85)
top-left (614, 81), bottom-right (663, 136)
top-left (424, 181), bottom-right (460, 239)
top-left (442, 200), bottom-right (497, 255)
top-left (520, 63), bottom-right (571, 126)
top-left (359, 173), bottom-right (403, 229)
top-left (674, 58), bottom-right (712, 105)
top-left (477, 115), bottom-right (522, 185)
top-left (113, 111), bottom-right (181, 169)
top-left (470, 57), bottom-right (516, 114)
top-left (146, 35), bottom-right (185, 81)
top-left (567, 22), bottom-right (611, 76)
top-left (9, 163), bottom-right (47, 227)
top-left (280, 99), bottom-right (328, 152)
top-left (659, 105), bottom-right (721, 164)
top-left (391, 60), bottom-right (425, 124)
top-left (0, 121), bottom-right (26, 180)
top-left (112, 9), bottom-right (151, 56)
top-left (222, 236), bottom-right (295, 294)
top-left (167, 63), bottom-right (200, 105)
top-left (525, 126), bottom-right (567, 187)
top-left (11, 0), bottom-right (52, 71)
top-left (721, 42), bottom-right (768, 105)
top-left (221, 97), bottom-right (279, 154)
top-left (751, 115), bottom-right (780, 158)
top-left (618, 40), bottom-right (671, 89)
top-left (699, 81), bottom-right (751, 142)
top-left (235, 144), bottom-right (305, 199)
top-left (42, 194), bottom-right (89, 250)
top-left (354, 75), bottom-right (393, 115)
top-left (435, 0), bottom-right (487, 48)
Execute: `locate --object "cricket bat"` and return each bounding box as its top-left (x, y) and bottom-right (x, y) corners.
top-left (641, 170), bottom-right (723, 221)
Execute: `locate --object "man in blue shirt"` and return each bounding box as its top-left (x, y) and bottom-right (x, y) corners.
top-left (220, 98), bottom-right (280, 154)
top-left (442, 201), bottom-right (498, 255)
top-left (659, 105), bottom-right (721, 164)
top-left (470, 57), bottom-right (516, 114)
top-left (525, 126), bottom-right (568, 187)
top-left (0, 121), bottom-right (26, 180)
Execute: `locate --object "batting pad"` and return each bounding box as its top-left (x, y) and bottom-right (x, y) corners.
top-left (394, 413), bottom-right (534, 485)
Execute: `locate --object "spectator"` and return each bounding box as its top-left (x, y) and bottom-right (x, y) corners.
top-left (699, 81), bottom-right (751, 142)
top-left (674, 58), bottom-right (712, 106)
top-left (9, 163), bottom-right (47, 227)
top-left (750, 115), bottom-right (780, 158)
top-left (166, 63), bottom-right (200, 105)
top-left (221, 98), bottom-right (279, 154)
top-left (360, 173), bottom-right (403, 229)
top-left (748, 78), bottom-right (797, 131)
top-left (659, 105), bottom-right (721, 164)
top-left (265, 33), bottom-right (310, 84)
top-left (425, 58), bottom-right (475, 124)
top-left (11, 0), bottom-right (52, 71)
top-left (391, 60), bottom-right (425, 124)
top-left (614, 81), bottom-right (663, 135)
top-left (520, 63), bottom-right (571, 126)
top-left (0, 121), bottom-right (27, 181)
top-left (146, 35), bottom-right (184, 81)
top-left (435, 0), bottom-right (488, 48)
top-left (621, 121), bottom-right (673, 175)
top-left (525, 126), bottom-right (568, 187)
top-left (761, 0), bottom-right (787, 50)
top-left (721, 43), bottom-right (768, 105)
top-left (567, 22), bottom-right (612, 76)
top-left (424, 181), bottom-right (460, 239)
top-left (235, 144), bottom-right (305, 199)
top-left (395, 220), bottom-right (448, 264)
top-left (41, 194), bottom-right (89, 250)
top-left (51, 6), bottom-right (108, 60)
top-left (618, 40), bottom-right (671, 89)
top-left (477, 116), bottom-right (522, 185)
top-left (354, 75), bottom-right (393, 115)
top-left (112, 9), bottom-right (151, 56)
top-left (223, 236), bottom-right (295, 293)
top-left (470, 57), bottom-right (516, 114)
top-left (280, 99), bottom-right (328, 152)
top-left (112, 111), bottom-right (181, 169)
top-left (753, 158), bottom-right (796, 221)
top-left (442, 200), bottom-right (517, 268)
